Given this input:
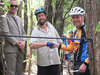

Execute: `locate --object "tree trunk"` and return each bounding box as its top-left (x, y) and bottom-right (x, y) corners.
top-left (17, 1), bottom-right (23, 18)
top-left (28, 10), bottom-right (34, 75)
top-left (30, 10), bottom-right (34, 34)
top-left (44, 0), bottom-right (52, 23)
top-left (23, 0), bottom-right (28, 73)
top-left (85, 0), bottom-right (100, 75)
top-left (0, 2), bottom-right (5, 75)
top-left (28, 49), bottom-right (32, 75)
top-left (53, 0), bottom-right (64, 75)
top-left (94, 0), bottom-right (100, 75)
top-left (24, 0), bottom-right (28, 34)
top-left (78, 0), bottom-right (85, 8)
top-left (53, 0), bottom-right (64, 36)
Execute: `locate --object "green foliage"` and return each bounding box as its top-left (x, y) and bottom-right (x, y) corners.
top-left (0, 6), bottom-right (3, 12)
top-left (56, 20), bottom-right (62, 25)
top-left (23, 58), bottom-right (33, 62)
top-left (51, 0), bottom-right (79, 36)
top-left (96, 21), bottom-right (100, 32)
top-left (63, 24), bottom-right (76, 36)
top-left (63, 14), bottom-right (76, 36)
top-left (1, 0), bottom-right (10, 12)
top-left (4, 0), bottom-right (10, 6)
top-left (62, 0), bottom-right (79, 36)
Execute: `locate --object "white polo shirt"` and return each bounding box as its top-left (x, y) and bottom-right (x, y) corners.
top-left (29, 21), bottom-right (62, 66)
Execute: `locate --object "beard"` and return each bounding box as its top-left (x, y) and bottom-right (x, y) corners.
top-left (38, 19), bottom-right (46, 26)
top-left (39, 22), bottom-right (45, 26)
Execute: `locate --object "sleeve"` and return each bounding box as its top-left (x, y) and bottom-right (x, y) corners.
top-left (84, 57), bottom-right (90, 66)
top-left (29, 29), bottom-right (38, 45)
top-left (85, 57), bottom-right (89, 64)
top-left (60, 41), bottom-right (74, 51)
top-left (82, 41), bottom-right (90, 65)
top-left (0, 16), bottom-right (18, 45)
top-left (60, 41), bottom-right (79, 51)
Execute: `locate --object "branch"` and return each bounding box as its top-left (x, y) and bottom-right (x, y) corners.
top-left (63, 0), bottom-right (76, 21)
top-left (56, 0), bottom-right (63, 13)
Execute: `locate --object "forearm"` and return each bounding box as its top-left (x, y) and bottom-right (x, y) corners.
top-left (4, 32), bottom-right (19, 45)
top-left (29, 42), bottom-right (47, 49)
top-left (59, 41), bottom-right (74, 51)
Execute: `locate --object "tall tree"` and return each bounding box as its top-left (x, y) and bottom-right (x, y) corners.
top-left (44, 0), bottom-right (52, 23)
top-left (28, 10), bottom-right (34, 75)
top-left (78, 0), bottom-right (84, 8)
top-left (23, 0), bottom-right (28, 73)
top-left (85, 0), bottom-right (100, 75)
top-left (53, 0), bottom-right (64, 36)
top-left (0, 1), bottom-right (5, 75)
top-left (17, 1), bottom-right (23, 17)
top-left (53, 1), bottom-right (64, 75)
top-left (24, 0), bottom-right (28, 34)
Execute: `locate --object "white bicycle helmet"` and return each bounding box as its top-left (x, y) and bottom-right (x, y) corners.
top-left (69, 7), bottom-right (85, 16)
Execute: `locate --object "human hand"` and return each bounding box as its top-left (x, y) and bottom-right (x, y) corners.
top-left (16, 41), bottom-right (26, 51)
top-left (79, 63), bottom-right (87, 73)
top-left (47, 42), bottom-right (54, 48)
top-left (46, 42), bottom-right (59, 48)
top-left (51, 42), bottom-right (60, 48)
top-left (16, 41), bottom-right (22, 46)
top-left (20, 41), bottom-right (26, 51)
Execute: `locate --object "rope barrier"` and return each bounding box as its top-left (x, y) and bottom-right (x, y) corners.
top-left (0, 35), bottom-right (93, 75)
top-left (0, 34), bottom-right (93, 42)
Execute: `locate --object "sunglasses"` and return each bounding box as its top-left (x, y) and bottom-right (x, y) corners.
top-left (10, 5), bottom-right (18, 8)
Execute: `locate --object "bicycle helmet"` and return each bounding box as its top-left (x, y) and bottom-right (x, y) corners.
top-left (35, 8), bottom-right (46, 16)
top-left (69, 7), bottom-right (85, 16)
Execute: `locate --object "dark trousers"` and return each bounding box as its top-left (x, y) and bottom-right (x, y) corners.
top-left (37, 65), bottom-right (60, 75)
top-left (73, 62), bottom-right (90, 75)
top-left (74, 69), bottom-right (89, 75)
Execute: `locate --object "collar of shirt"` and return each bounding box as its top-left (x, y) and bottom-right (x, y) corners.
top-left (37, 21), bottom-right (50, 32)
top-left (7, 13), bottom-right (16, 19)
